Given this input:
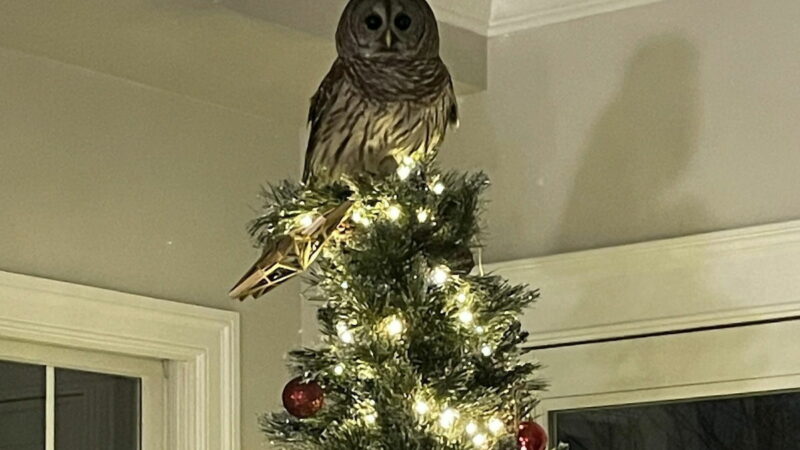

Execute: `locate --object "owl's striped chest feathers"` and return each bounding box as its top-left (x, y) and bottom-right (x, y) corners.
top-left (304, 57), bottom-right (457, 184)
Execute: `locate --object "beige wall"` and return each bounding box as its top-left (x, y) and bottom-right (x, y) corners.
top-left (442, 0), bottom-right (800, 261)
top-left (0, 46), bottom-right (303, 449)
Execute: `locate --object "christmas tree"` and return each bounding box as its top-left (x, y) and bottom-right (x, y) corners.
top-left (248, 153), bottom-right (548, 449)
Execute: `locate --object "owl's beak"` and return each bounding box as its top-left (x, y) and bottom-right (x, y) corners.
top-left (384, 30), bottom-right (394, 49)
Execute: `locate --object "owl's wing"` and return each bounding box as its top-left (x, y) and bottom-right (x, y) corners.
top-left (303, 58), bottom-right (347, 183)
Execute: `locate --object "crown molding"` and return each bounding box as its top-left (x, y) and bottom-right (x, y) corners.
top-left (487, 220), bottom-right (800, 348)
top-left (431, 0), bottom-right (664, 36)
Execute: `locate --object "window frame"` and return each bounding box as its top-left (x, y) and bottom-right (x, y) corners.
top-left (488, 220), bottom-right (800, 444)
top-left (0, 271), bottom-right (240, 450)
top-left (0, 339), bottom-right (165, 450)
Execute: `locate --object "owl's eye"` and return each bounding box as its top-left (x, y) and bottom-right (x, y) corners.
top-left (365, 14), bottom-right (383, 30)
top-left (394, 13), bottom-right (412, 31)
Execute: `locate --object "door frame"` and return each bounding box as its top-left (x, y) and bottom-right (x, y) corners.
top-left (0, 271), bottom-right (240, 450)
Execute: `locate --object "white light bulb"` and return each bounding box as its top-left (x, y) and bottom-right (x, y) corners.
top-left (430, 266), bottom-right (450, 285)
top-left (475, 326), bottom-right (485, 335)
top-left (439, 408), bottom-right (459, 428)
top-left (340, 330), bottom-right (354, 344)
top-left (456, 292), bottom-right (468, 303)
top-left (397, 164), bottom-right (412, 180)
top-left (472, 433), bottom-right (488, 446)
top-left (458, 310), bottom-right (474, 324)
top-left (432, 181), bottom-right (446, 195)
top-left (385, 316), bottom-right (405, 337)
top-left (481, 345), bottom-right (493, 357)
top-left (488, 418), bottom-right (504, 435)
top-left (333, 364), bottom-right (345, 376)
top-left (340, 281), bottom-right (349, 289)
top-left (465, 421), bottom-right (478, 436)
top-left (416, 209), bottom-right (430, 223)
top-left (337, 323), bottom-right (354, 344)
top-left (352, 209), bottom-right (372, 226)
top-left (387, 205), bottom-right (402, 221)
top-left (364, 413), bottom-right (377, 425)
top-left (299, 214), bottom-right (315, 228)
top-left (402, 156), bottom-right (415, 167)
top-left (414, 400), bottom-right (430, 415)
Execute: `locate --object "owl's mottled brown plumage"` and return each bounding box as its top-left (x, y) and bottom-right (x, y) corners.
top-left (303, 0), bottom-right (458, 184)
top-left (230, 0), bottom-right (458, 300)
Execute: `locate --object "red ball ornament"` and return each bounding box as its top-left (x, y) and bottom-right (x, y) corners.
top-left (282, 377), bottom-right (324, 418)
top-left (517, 421), bottom-right (548, 450)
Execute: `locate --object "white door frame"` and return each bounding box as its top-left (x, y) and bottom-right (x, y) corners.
top-left (488, 220), bottom-right (800, 438)
top-left (0, 271), bottom-right (240, 450)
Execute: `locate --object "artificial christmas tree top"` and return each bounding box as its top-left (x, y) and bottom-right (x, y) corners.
top-left (229, 0), bottom-right (548, 448)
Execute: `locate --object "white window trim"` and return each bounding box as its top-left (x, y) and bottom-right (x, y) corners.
top-left (0, 271), bottom-right (240, 450)
top-left (488, 220), bottom-right (800, 437)
top-left (489, 219), bottom-right (800, 348)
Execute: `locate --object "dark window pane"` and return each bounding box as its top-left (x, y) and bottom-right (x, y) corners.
top-left (552, 391), bottom-right (800, 450)
top-left (55, 368), bottom-right (140, 450)
top-left (0, 360), bottom-right (45, 450)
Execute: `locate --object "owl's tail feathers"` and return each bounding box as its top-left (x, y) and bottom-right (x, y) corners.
top-left (229, 200), bottom-right (354, 301)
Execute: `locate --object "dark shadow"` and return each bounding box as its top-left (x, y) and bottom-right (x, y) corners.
top-left (557, 35), bottom-right (704, 252)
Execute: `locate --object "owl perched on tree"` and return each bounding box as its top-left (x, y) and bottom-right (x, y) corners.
top-left (230, 0), bottom-right (458, 300)
top-left (304, 0), bottom-right (458, 185)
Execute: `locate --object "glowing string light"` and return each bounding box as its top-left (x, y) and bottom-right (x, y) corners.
top-left (397, 164), bottom-right (412, 180)
top-left (298, 214), bottom-right (315, 228)
top-left (430, 266), bottom-right (450, 286)
top-left (439, 408), bottom-right (459, 428)
top-left (337, 322), bottom-right (354, 344)
top-left (386, 204), bottom-right (402, 221)
top-left (384, 316), bottom-right (405, 337)
top-left (472, 433), bottom-right (488, 446)
top-left (488, 418), bottom-right (505, 435)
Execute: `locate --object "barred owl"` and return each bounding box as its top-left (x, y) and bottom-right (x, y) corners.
top-left (230, 0), bottom-right (459, 300)
top-left (303, 0), bottom-right (458, 185)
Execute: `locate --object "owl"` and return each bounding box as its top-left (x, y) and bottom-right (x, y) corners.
top-left (303, 0), bottom-right (458, 185)
top-left (230, 0), bottom-right (458, 300)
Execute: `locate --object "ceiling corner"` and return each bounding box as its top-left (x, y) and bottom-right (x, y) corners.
top-left (432, 0), bottom-right (665, 37)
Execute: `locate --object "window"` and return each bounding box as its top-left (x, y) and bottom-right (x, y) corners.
top-left (552, 390), bottom-right (800, 449)
top-left (490, 222), bottom-right (800, 450)
top-left (0, 340), bottom-right (164, 450)
top-left (0, 271), bottom-right (240, 450)
top-left (0, 361), bottom-right (44, 450)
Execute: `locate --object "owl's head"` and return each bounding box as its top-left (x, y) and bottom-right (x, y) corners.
top-left (336, 0), bottom-right (440, 60)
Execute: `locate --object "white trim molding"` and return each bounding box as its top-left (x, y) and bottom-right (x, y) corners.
top-left (488, 220), bottom-right (800, 348)
top-left (0, 271), bottom-right (240, 450)
top-left (431, 0), bottom-right (665, 36)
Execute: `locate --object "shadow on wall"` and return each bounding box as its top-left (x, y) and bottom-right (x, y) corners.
top-left (557, 35), bottom-right (704, 253)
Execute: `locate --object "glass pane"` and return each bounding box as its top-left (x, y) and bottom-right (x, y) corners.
top-left (552, 391), bottom-right (800, 450)
top-left (55, 368), bottom-right (141, 450)
top-left (0, 360), bottom-right (45, 450)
